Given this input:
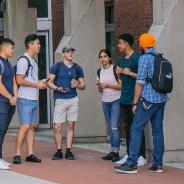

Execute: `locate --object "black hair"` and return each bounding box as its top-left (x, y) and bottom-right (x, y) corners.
top-left (99, 49), bottom-right (112, 64)
top-left (0, 38), bottom-right (15, 46)
top-left (25, 34), bottom-right (39, 48)
top-left (118, 33), bottom-right (134, 46)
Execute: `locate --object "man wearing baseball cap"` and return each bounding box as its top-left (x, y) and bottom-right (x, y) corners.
top-left (48, 45), bottom-right (85, 160)
top-left (115, 33), bottom-right (168, 174)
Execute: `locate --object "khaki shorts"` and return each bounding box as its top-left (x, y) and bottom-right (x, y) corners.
top-left (53, 97), bottom-right (79, 123)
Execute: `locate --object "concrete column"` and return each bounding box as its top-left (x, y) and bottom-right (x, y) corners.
top-left (55, 0), bottom-right (107, 142)
top-left (4, 0), bottom-right (37, 128)
top-left (147, 0), bottom-right (184, 162)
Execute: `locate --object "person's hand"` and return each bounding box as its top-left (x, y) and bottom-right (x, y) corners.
top-left (36, 80), bottom-right (47, 89)
top-left (71, 79), bottom-right (79, 88)
top-left (116, 66), bottom-right (123, 75)
top-left (123, 68), bottom-right (131, 76)
top-left (12, 96), bottom-right (18, 103)
top-left (100, 83), bottom-right (108, 89)
top-left (57, 87), bottom-right (69, 93)
top-left (9, 96), bottom-right (16, 106)
top-left (132, 105), bottom-right (137, 114)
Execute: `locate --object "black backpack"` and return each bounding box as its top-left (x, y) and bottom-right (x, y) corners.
top-left (146, 53), bottom-right (173, 93)
top-left (97, 65), bottom-right (118, 82)
top-left (14, 56), bottom-right (33, 78)
top-left (54, 61), bottom-right (81, 83)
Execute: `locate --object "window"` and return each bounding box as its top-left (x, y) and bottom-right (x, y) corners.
top-left (105, 0), bottom-right (115, 60)
top-left (105, 1), bottom-right (114, 24)
top-left (37, 0), bottom-right (48, 18)
top-left (37, 32), bottom-right (52, 128)
top-left (29, 0), bottom-right (49, 18)
top-left (0, 0), bottom-right (4, 18)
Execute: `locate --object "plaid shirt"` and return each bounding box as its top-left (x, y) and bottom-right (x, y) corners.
top-left (136, 48), bottom-right (168, 103)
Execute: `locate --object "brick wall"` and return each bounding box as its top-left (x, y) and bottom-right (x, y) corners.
top-left (114, 0), bottom-right (153, 52)
top-left (51, 0), bottom-right (64, 53)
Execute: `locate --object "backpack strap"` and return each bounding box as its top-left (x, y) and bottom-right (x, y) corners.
top-left (54, 61), bottom-right (62, 83)
top-left (73, 63), bottom-right (81, 79)
top-left (113, 65), bottom-right (119, 82)
top-left (97, 68), bottom-right (101, 80)
top-left (54, 62), bottom-right (82, 84)
top-left (97, 66), bottom-right (118, 82)
top-left (18, 56), bottom-right (33, 77)
top-left (0, 59), bottom-right (4, 75)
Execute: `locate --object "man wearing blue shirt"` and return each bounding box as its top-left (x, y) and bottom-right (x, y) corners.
top-left (115, 33), bottom-right (168, 174)
top-left (48, 45), bottom-right (85, 160)
top-left (0, 38), bottom-right (17, 170)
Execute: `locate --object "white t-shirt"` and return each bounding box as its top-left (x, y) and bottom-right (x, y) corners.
top-left (16, 53), bottom-right (39, 100)
top-left (97, 65), bottom-right (121, 102)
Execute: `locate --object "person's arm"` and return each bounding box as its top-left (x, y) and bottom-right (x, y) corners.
top-left (12, 77), bottom-right (18, 104)
top-left (72, 78), bottom-right (85, 90)
top-left (0, 75), bottom-right (13, 99)
top-left (47, 74), bottom-right (70, 93)
top-left (16, 75), bottom-right (46, 89)
top-left (132, 55), bottom-right (148, 113)
top-left (122, 68), bottom-right (137, 79)
top-left (101, 79), bottom-right (122, 90)
top-left (47, 74), bottom-right (58, 91)
top-left (77, 78), bottom-right (85, 90)
top-left (0, 75), bottom-right (16, 105)
top-left (71, 67), bottom-right (85, 90)
top-left (96, 80), bottom-right (103, 93)
top-left (16, 58), bottom-right (46, 89)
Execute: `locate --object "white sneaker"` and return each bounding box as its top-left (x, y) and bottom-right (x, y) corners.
top-left (0, 160), bottom-right (10, 170)
top-left (137, 156), bottom-right (147, 166)
top-left (115, 154), bottom-right (128, 165)
top-left (0, 159), bottom-right (11, 166)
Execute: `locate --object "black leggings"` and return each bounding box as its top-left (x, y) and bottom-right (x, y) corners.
top-left (121, 104), bottom-right (146, 158)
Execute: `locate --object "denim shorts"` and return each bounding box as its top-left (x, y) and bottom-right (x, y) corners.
top-left (17, 98), bottom-right (39, 125)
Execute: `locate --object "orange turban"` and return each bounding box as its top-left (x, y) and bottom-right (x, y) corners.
top-left (139, 33), bottom-right (157, 48)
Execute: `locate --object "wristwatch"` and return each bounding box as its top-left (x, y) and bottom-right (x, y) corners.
top-left (132, 102), bottom-right (138, 106)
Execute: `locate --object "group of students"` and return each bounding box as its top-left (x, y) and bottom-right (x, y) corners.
top-left (97, 33), bottom-right (169, 174)
top-left (0, 32), bottom-right (169, 174)
top-left (0, 34), bottom-right (85, 170)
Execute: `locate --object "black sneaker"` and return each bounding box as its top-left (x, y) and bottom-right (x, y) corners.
top-left (13, 155), bottom-right (21, 164)
top-left (26, 154), bottom-right (41, 163)
top-left (65, 151), bottom-right (75, 160)
top-left (149, 164), bottom-right (164, 173)
top-left (112, 152), bottom-right (120, 162)
top-left (114, 162), bottom-right (127, 169)
top-left (102, 152), bottom-right (114, 161)
top-left (52, 151), bottom-right (63, 160)
top-left (115, 163), bottom-right (138, 174)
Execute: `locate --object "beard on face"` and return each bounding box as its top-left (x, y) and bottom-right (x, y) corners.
top-left (141, 47), bottom-right (145, 55)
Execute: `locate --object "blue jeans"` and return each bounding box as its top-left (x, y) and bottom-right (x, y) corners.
top-left (102, 99), bottom-right (121, 151)
top-left (128, 98), bottom-right (166, 166)
top-left (0, 101), bottom-right (15, 158)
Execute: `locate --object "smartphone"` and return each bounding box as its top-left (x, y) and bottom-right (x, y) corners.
top-left (62, 87), bottom-right (69, 91)
top-left (46, 78), bottom-right (50, 82)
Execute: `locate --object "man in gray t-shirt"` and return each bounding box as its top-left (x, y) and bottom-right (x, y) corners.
top-left (13, 34), bottom-right (47, 165)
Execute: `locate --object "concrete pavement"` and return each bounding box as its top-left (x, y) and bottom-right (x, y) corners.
top-left (0, 135), bottom-right (184, 184)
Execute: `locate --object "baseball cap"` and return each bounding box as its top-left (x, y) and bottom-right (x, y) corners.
top-left (62, 45), bottom-right (75, 53)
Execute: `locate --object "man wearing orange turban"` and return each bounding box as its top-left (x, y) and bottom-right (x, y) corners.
top-left (115, 33), bottom-right (168, 174)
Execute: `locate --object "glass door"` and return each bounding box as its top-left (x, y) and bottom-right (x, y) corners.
top-left (38, 32), bottom-right (51, 128)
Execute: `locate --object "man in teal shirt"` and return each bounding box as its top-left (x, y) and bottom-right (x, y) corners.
top-left (116, 33), bottom-right (146, 166)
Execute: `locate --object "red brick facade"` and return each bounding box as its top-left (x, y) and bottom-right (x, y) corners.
top-left (51, 0), bottom-right (153, 55)
top-left (114, 0), bottom-right (153, 52)
top-left (51, 0), bottom-right (64, 53)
